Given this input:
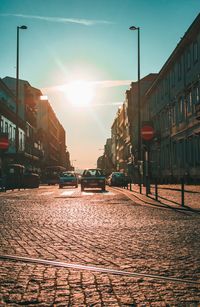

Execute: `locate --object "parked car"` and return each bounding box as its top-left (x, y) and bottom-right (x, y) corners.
top-left (0, 164), bottom-right (40, 191)
top-left (81, 168), bottom-right (106, 191)
top-left (59, 171), bottom-right (78, 188)
top-left (107, 172), bottom-right (129, 187)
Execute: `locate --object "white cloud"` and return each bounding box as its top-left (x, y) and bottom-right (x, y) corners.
top-left (92, 80), bottom-right (132, 88)
top-left (42, 80), bottom-right (131, 93)
top-left (0, 13), bottom-right (113, 26)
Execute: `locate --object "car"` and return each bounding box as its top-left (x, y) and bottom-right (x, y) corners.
top-left (59, 171), bottom-right (78, 188)
top-left (107, 172), bottom-right (129, 187)
top-left (81, 168), bottom-right (106, 191)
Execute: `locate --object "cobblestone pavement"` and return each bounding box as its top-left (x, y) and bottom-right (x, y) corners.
top-left (0, 185), bottom-right (200, 306)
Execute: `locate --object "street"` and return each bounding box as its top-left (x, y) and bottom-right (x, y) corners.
top-left (0, 185), bottom-right (200, 306)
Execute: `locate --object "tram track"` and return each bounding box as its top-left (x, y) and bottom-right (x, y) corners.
top-left (0, 254), bottom-right (199, 285)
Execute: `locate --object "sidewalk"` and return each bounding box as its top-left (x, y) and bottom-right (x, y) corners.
top-left (114, 183), bottom-right (200, 212)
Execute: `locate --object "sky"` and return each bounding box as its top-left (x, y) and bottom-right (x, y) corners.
top-left (0, 0), bottom-right (199, 170)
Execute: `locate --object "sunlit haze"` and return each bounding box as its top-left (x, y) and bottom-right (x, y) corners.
top-left (60, 80), bottom-right (95, 107)
top-left (0, 0), bottom-right (199, 169)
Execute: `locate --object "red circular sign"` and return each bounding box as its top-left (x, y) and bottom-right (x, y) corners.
top-left (141, 125), bottom-right (154, 141)
top-left (0, 137), bottom-right (9, 150)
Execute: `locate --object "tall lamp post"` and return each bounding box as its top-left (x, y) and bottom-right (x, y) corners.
top-left (129, 25), bottom-right (142, 193)
top-left (16, 25), bottom-right (27, 156)
top-left (71, 160), bottom-right (76, 171)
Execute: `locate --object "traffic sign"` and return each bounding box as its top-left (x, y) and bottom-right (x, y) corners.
top-left (0, 134), bottom-right (9, 150)
top-left (141, 125), bottom-right (154, 141)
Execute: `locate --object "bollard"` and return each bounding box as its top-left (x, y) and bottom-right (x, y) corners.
top-left (139, 176), bottom-right (142, 194)
top-left (155, 179), bottom-right (158, 201)
top-left (146, 177), bottom-right (151, 196)
top-left (146, 178), bottom-right (148, 196)
top-left (181, 178), bottom-right (184, 207)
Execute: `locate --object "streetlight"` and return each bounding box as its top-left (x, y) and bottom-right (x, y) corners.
top-left (16, 25), bottom-right (27, 156)
top-left (129, 25), bottom-right (142, 193)
top-left (71, 160), bottom-right (76, 171)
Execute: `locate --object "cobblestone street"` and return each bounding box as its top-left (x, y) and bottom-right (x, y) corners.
top-left (0, 185), bottom-right (200, 306)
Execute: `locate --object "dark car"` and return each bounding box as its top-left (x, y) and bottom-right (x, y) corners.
top-left (59, 171), bottom-right (78, 188)
top-left (81, 168), bottom-right (106, 191)
top-left (107, 172), bottom-right (129, 187)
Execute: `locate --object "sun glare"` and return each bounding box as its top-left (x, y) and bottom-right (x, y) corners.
top-left (65, 80), bottom-right (95, 107)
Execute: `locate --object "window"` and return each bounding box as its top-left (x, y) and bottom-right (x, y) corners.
top-left (194, 86), bottom-right (199, 105)
top-left (19, 131), bottom-right (23, 151)
top-left (0, 119), bottom-right (3, 132)
top-left (178, 60), bottom-right (182, 81)
top-left (171, 69), bottom-right (175, 87)
top-left (186, 49), bottom-right (191, 70)
top-left (26, 125), bottom-right (30, 137)
top-left (186, 90), bottom-right (192, 114)
top-left (9, 124), bottom-right (12, 139)
top-left (178, 96), bottom-right (184, 122)
top-left (13, 127), bottom-right (16, 141)
top-left (175, 102), bottom-right (179, 124)
top-left (172, 105), bottom-right (176, 125)
top-left (161, 81), bottom-right (164, 99)
top-left (193, 41), bottom-right (198, 63)
top-left (165, 78), bottom-right (168, 95)
top-left (5, 122), bottom-right (8, 133)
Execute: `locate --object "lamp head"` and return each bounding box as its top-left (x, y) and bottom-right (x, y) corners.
top-left (19, 25), bottom-right (27, 30)
top-left (129, 26), bottom-right (138, 31)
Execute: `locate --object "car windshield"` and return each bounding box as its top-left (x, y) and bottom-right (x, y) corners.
top-left (61, 172), bottom-right (75, 177)
top-left (83, 169), bottom-right (104, 177)
top-left (113, 172), bottom-right (125, 177)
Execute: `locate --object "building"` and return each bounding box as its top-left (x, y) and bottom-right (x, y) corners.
top-left (96, 138), bottom-right (113, 175)
top-left (111, 111), bottom-right (120, 171)
top-left (36, 97), bottom-right (70, 169)
top-left (108, 14), bottom-right (200, 184)
top-left (0, 78), bottom-right (20, 172)
top-left (3, 77), bottom-right (43, 172)
top-left (110, 74), bottom-right (157, 178)
top-left (1, 77), bottom-right (71, 175)
top-left (145, 13), bottom-right (200, 183)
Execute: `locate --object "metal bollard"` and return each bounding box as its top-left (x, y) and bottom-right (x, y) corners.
top-left (181, 178), bottom-right (184, 207)
top-left (155, 179), bottom-right (158, 201)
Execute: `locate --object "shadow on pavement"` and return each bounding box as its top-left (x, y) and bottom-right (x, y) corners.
top-left (118, 188), bottom-right (200, 216)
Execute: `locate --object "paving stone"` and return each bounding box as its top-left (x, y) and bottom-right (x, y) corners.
top-left (0, 186), bottom-right (200, 305)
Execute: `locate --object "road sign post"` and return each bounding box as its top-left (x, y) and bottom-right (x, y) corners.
top-left (141, 124), bottom-right (154, 196)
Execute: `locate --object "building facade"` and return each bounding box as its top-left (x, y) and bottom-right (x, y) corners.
top-left (36, 98), bottom-right (70, 169)
top-left (0, 77), bottom-right (71, 176)
top-left (146, 13), bottom-right (200, 183)
top-left (106, 13), bottom-right (200, 183)
top-left (3, 77), bottom-right (43, 172)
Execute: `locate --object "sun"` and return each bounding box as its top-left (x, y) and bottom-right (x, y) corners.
top-left (65, 80), bottom-right (95, 107)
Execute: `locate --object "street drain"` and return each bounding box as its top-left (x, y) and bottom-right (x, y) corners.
top-left (0, 254), bottom-right (199, 285)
